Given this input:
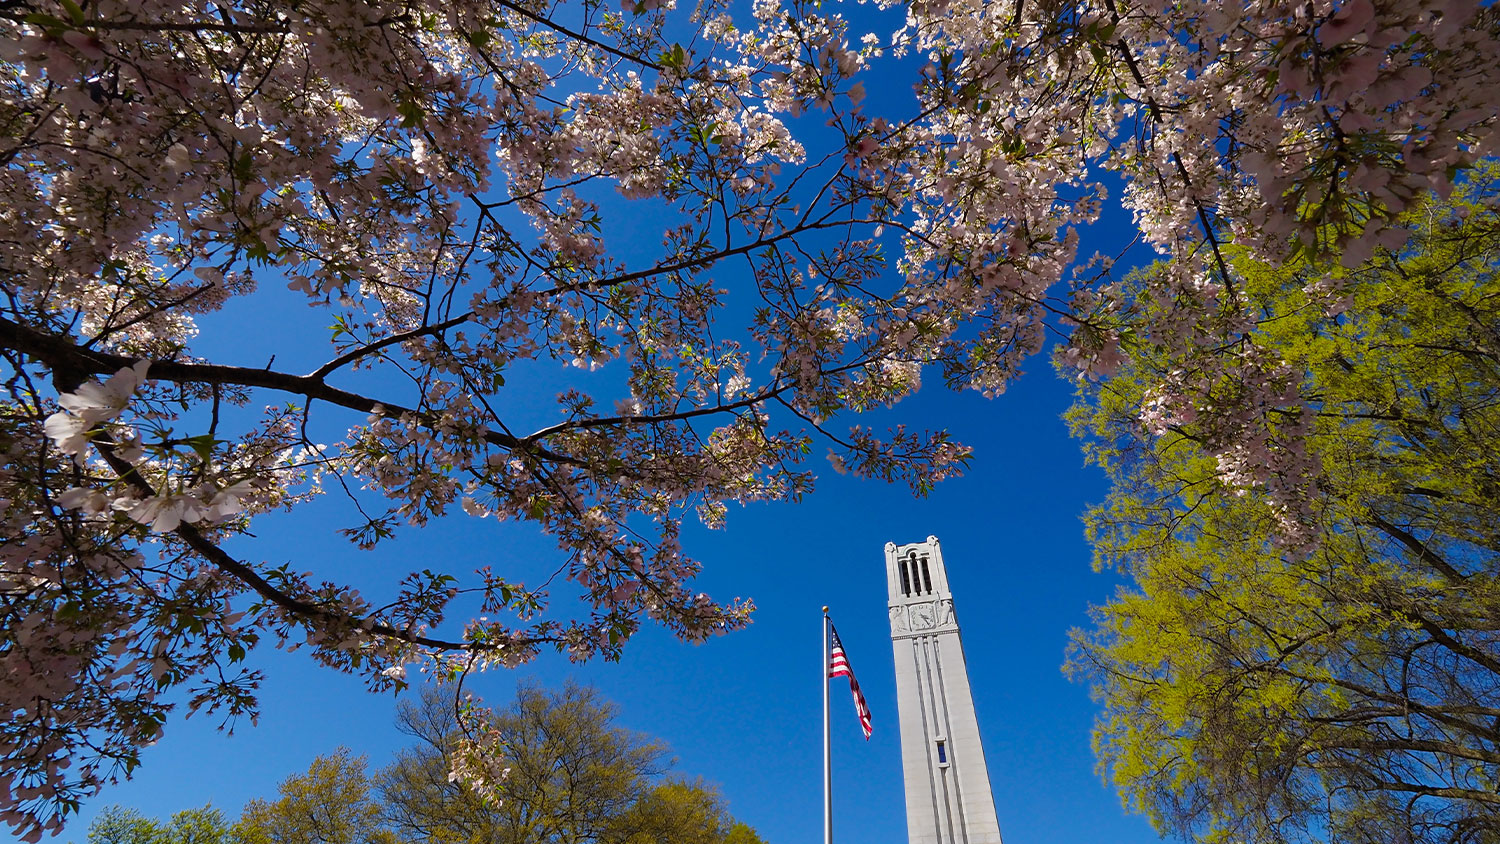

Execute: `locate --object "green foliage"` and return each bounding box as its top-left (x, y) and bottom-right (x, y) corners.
top-left (85, 806), bottom-right (231, 844)
top-left (86, 807), bottom-right (160, 844)
top-left (163, 808), bottom-right (233, 844)
top-left (379, 682), bottom-right (662, 844)
top-left (1067, 165), bottom-right (1500, 842)
top-left (81, 684), bottom-right (761, 844)
top-left (236, 749), bottom-right (396, 844)
top-left (609, 779), bottom-right (763, 844)
top-left (377, 683), bottom-right (762, 844)
top-left (721, 822), bottom-right (767, 844)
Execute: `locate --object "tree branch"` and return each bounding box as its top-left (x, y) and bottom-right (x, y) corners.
top-left (1362, 512), bottom-right (1467, 584)
top-left (1322, 737), bottom-right (1500, 767)
top-left (1369, 781), bottom-right (1500, 806)
top-left (0, 315), bottom-right (593, 467)
top-left (309, 312), bottom-right (477, 380)
top-left (85, 430), bottom-right (543, 654)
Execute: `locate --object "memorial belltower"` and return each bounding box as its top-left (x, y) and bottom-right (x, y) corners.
top-left (885, 537), bottom-right (1003, 844)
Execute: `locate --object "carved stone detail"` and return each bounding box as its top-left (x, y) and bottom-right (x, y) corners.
top-left (889, 605), bottom-right (908, 633)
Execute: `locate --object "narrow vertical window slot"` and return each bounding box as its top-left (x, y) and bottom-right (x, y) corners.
top-left (936, 740), bottom-right (947, 764)
top-left (899, 557), bottom-right (911, 596)
top-left (921, 557), bottom-right (933, 594)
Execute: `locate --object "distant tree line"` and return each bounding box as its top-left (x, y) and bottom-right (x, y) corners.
top-left (81, 684), bottom-right (764, 844)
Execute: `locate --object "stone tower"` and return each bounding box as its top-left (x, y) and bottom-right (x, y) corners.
top-left (885, 537), bottom-right (1003, 844)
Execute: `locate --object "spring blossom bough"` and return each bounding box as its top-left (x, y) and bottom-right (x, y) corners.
top-left (0, 0), bottom-right (1495, 837)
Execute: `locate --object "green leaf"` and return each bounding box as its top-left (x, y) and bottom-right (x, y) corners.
top-left (183, 434), bottom-right (217, 463)
top-left (527, 497), bottom-right (550, 519)
top-left (397, 99), bottom-right (425, 129)
top-left (658, 43), bottom-right (687, 70)
top-left (58, 0), bottom-right (86, 26)
top-left (23, 12), bottom-right (69, 30)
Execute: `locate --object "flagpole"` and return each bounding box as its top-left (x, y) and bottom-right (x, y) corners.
top-left (822, 605), bottom-right (832, 844)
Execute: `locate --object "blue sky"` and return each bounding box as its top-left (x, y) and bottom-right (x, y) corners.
top-left (55, 165), bottom-right (1172, 844)
top-left (52, 7), bottom-right (1172, 840)
top-left (61, 331), bottom-right (1165, 844)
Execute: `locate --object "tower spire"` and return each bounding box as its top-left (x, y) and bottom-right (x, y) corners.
top-left (885, 537), bottom-right (1003, 844)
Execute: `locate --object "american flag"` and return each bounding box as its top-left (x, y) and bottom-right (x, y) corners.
top-left (828, 624), bottom-right (873, 739)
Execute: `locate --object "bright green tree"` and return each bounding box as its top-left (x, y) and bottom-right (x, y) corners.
top-left (1067, 167), bottom-right (1500, 843)
top-left (165, 809), bottom-right (234, 844)
top-left (377, 683), bottom-right (762, 844)
top-left (84, 806), bottom-right (231, 844)
top-left (720, 823), bottom-right (766, 844)
top-left (608, 780), bottom-right (765, 844)
top-left (83, 803), bottom-right (153, 844)
top-left (84, 807), bottom-right (160, 844)
top-left (235, 749), bottom-right (396, 844)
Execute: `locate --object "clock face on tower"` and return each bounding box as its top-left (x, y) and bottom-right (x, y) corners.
top-left (910, 602), bottom-right (936, 630)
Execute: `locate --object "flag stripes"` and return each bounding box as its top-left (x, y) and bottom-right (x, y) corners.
top-left (828, 624), bottom-right (872, 739)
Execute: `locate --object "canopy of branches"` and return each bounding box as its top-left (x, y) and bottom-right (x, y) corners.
top-left (1, 0), bottom-right (1496, 837)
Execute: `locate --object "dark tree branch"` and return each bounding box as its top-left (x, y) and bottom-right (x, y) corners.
top-left (0, 314), bottom-right (593, 467)
top-left (1363, 512), bottom-right (1467, 584)
top-left (84, 428), bottom-right (546, 654)
top-left (1370, 781), bottom-right (1500, 806)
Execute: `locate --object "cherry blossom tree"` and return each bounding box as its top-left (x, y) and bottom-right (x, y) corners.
top-left (0, 0), bottom-right (1495, 838)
